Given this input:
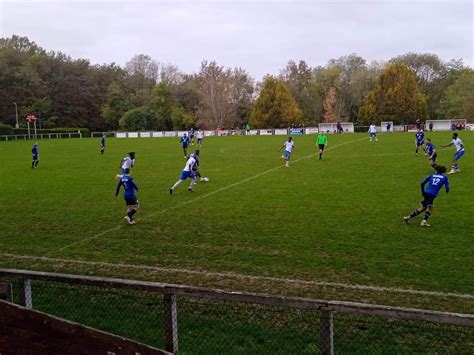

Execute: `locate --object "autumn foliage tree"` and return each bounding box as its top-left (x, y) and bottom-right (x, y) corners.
top-left (359, 64), bottom-right (428, 124)
top-left (322, 86), bottom-right (338, 122)
top-left (250, 76), bottom-right (302, 128)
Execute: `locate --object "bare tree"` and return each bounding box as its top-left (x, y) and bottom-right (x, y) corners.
top-left (195, 61), bottom-right (254, 129)
top-left (125, 54), bottom-right (159, 82)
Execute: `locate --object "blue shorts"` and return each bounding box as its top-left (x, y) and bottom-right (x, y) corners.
top-left (370, 132), bottom-right (376, 137)
top-left (421, 193), bottom-right (436, 207)
top-left (125, 196), bottom-right (138, 206)
top-left (32, 154), bottom-right (38, 160)
top-left (454, 150), bottom-right (465, 160)
top-left (197, 138), bottom-right (203, 142)
top-left (182, 144), bottom-right (188, 149)
top-left (285, 150), bottom-right (291, 158)
top-left (180, 171), bottom-right (195, 180)
top-left (416, 141), bottom-right (424, 147)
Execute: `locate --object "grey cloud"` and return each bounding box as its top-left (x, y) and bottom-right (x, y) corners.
top-left (0, 0), bottom-right (472, 79)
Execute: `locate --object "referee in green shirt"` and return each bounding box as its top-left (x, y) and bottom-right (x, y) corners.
top-left (316, 133), bottom-right (328, 160)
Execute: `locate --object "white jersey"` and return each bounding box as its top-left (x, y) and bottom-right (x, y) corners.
top-left (284, 141), bottom-right (295, 152)
top-left (452, 138), bottom-right (464, 152)
top-left (183, 156), bottom-right (196, 172)
top-left (369, 125), bottom-right (377, 133)
top-left (197, 131), bottom-right (204, 139)
top-left (121, 156), bottom-right (134, 169)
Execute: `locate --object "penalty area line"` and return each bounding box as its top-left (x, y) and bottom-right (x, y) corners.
top-left (1, 252), bottom-right (473, 300)
top-left (37, 136), bottom-right (367, 259)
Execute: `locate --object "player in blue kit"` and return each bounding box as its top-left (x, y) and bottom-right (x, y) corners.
top-left (404, 164), bottom-right (450, 227)
top-left (180, 133), bottom-right (190, 158)
top-left (100, 134), bottom-right (106, 155)
top-left (31, 142), bottom-right (39, 168)
top-left (425, 138), bottom-right (437, 165)
top-left (189, 128), bottom-right (195, 145)
top-left (115, 168), bottom-right (139, 225)
top-left (169, 154), bottom-right (197, 194)
top-left (443, 132), bottom-right (465, 174)
top-left (415, 129), bottom-right (425, 156)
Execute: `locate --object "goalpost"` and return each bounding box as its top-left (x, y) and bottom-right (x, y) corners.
top-left (318, 123), bottom-right (354, 133)
top-left (381, 121), bottom-right (394, 133)
top-left (425, 119), bottom-right (467, 131)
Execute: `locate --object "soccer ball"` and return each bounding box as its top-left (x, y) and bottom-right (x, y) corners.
top-left (201, 177), bottom-right (209, 182)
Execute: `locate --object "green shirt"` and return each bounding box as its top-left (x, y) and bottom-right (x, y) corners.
top-left (317, 135), bottom-right (327, 145)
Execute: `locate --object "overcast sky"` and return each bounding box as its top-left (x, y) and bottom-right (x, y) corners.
top-left (0, 0), bottom-right (472, 79)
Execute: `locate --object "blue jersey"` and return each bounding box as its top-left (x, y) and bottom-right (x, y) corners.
top-left (421, 174), bottom-right (449, 197)
top-left (426, 143), bottom-right (435, 155)
top-left (190, 153), bottom-right (200, 168)
top-left (180, 136), bottom-right (189, 147)
top-left (416, 131), bottom-right (424, 143)
top-left (32, 145), bottom-right (38, 155)
top-left (101, 137), bottom-right (105, 147)
top-left (189, 129), bottom-right (195, 137)
top-left (115, 175), bottom-right (138, 198)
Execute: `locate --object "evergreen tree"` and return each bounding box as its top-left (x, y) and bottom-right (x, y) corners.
top-left (250, 76), bottom-right (302, 128)
top-left (359, 64), bottom-right (428, 124)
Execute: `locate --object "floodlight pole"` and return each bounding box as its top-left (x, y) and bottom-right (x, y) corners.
top-left (13, 101), bottom-right (19, 129)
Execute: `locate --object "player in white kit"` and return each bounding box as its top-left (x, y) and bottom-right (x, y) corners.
top-left (280, 137), bottom-right (295, 167)
top-left (169, 155), bottom-right (197, 194)
top-left (443, 132), bottom-right (465, 174)
top-left (368, 124), bottom-right (378, 141)
top-left (197, 129), bottom-right (204, 148)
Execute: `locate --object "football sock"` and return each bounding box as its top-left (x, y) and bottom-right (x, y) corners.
top-left (35, 160), bottom-right (39, 167)
top-left (319, 153), bottom-right (322, 160)
top-left (129, 210), bottom-right (137, 218)
top-left (409, 210), bottom-right (421, 218)
top-left (172, 180), bottom-right (182, 190)
top-left (423, 212), bottom-right (431, 221)
top-left (189, 179), bottom-right (196, 188)
top-left (31, 161), bottom-right (34, 168)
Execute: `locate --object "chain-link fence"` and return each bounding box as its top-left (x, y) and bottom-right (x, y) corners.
top-left (0, 269), bottom-right (473, 354)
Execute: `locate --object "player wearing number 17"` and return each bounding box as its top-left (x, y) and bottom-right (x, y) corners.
top-left (403, 164), bottom-right (449, 227)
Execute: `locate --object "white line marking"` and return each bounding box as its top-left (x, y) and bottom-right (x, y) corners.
top-left (39, 136), bottom-right (367, 258)
top-left (2, 252), bottom-right (473, 300)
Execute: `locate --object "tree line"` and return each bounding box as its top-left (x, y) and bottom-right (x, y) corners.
top-left (0, 35), bottom-right (472, 132)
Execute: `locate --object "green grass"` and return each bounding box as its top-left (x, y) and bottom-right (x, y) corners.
top-left (0, 132), bottom-right (473, 313)
top-left (2, 279), bottom-right (472, 354)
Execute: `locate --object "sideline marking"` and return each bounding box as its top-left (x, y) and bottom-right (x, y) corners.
top-left (39, 136), bottom-right (368, 258)
top-left (2, 252), bottom-right (473, 300)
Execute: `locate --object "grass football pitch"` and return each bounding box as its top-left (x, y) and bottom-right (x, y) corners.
top-left (0, 132), bottom-right (472, 313)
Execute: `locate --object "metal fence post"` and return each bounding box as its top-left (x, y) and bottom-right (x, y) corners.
top-left (164, 294), bottom-right (178, 354)
top-left (320, 309), bottom-right (334, 355)
top-left (19, 279), bottom-right (33, 309)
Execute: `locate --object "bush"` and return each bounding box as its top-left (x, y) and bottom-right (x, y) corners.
top-left (119, 107), bottom-right (157, 131)
top-left (0, 123), bottom-right (14, 135)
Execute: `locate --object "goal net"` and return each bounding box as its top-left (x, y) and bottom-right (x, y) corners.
top-left (318, 123), bottom-right (354, 133)
top-left (425, 119), bottom-right (467, 131)
top-left (380, 121), bottom-right (394, 132)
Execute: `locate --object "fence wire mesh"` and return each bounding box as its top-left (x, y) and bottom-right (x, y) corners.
top-left (0, 275), bottom-right (473, 354)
